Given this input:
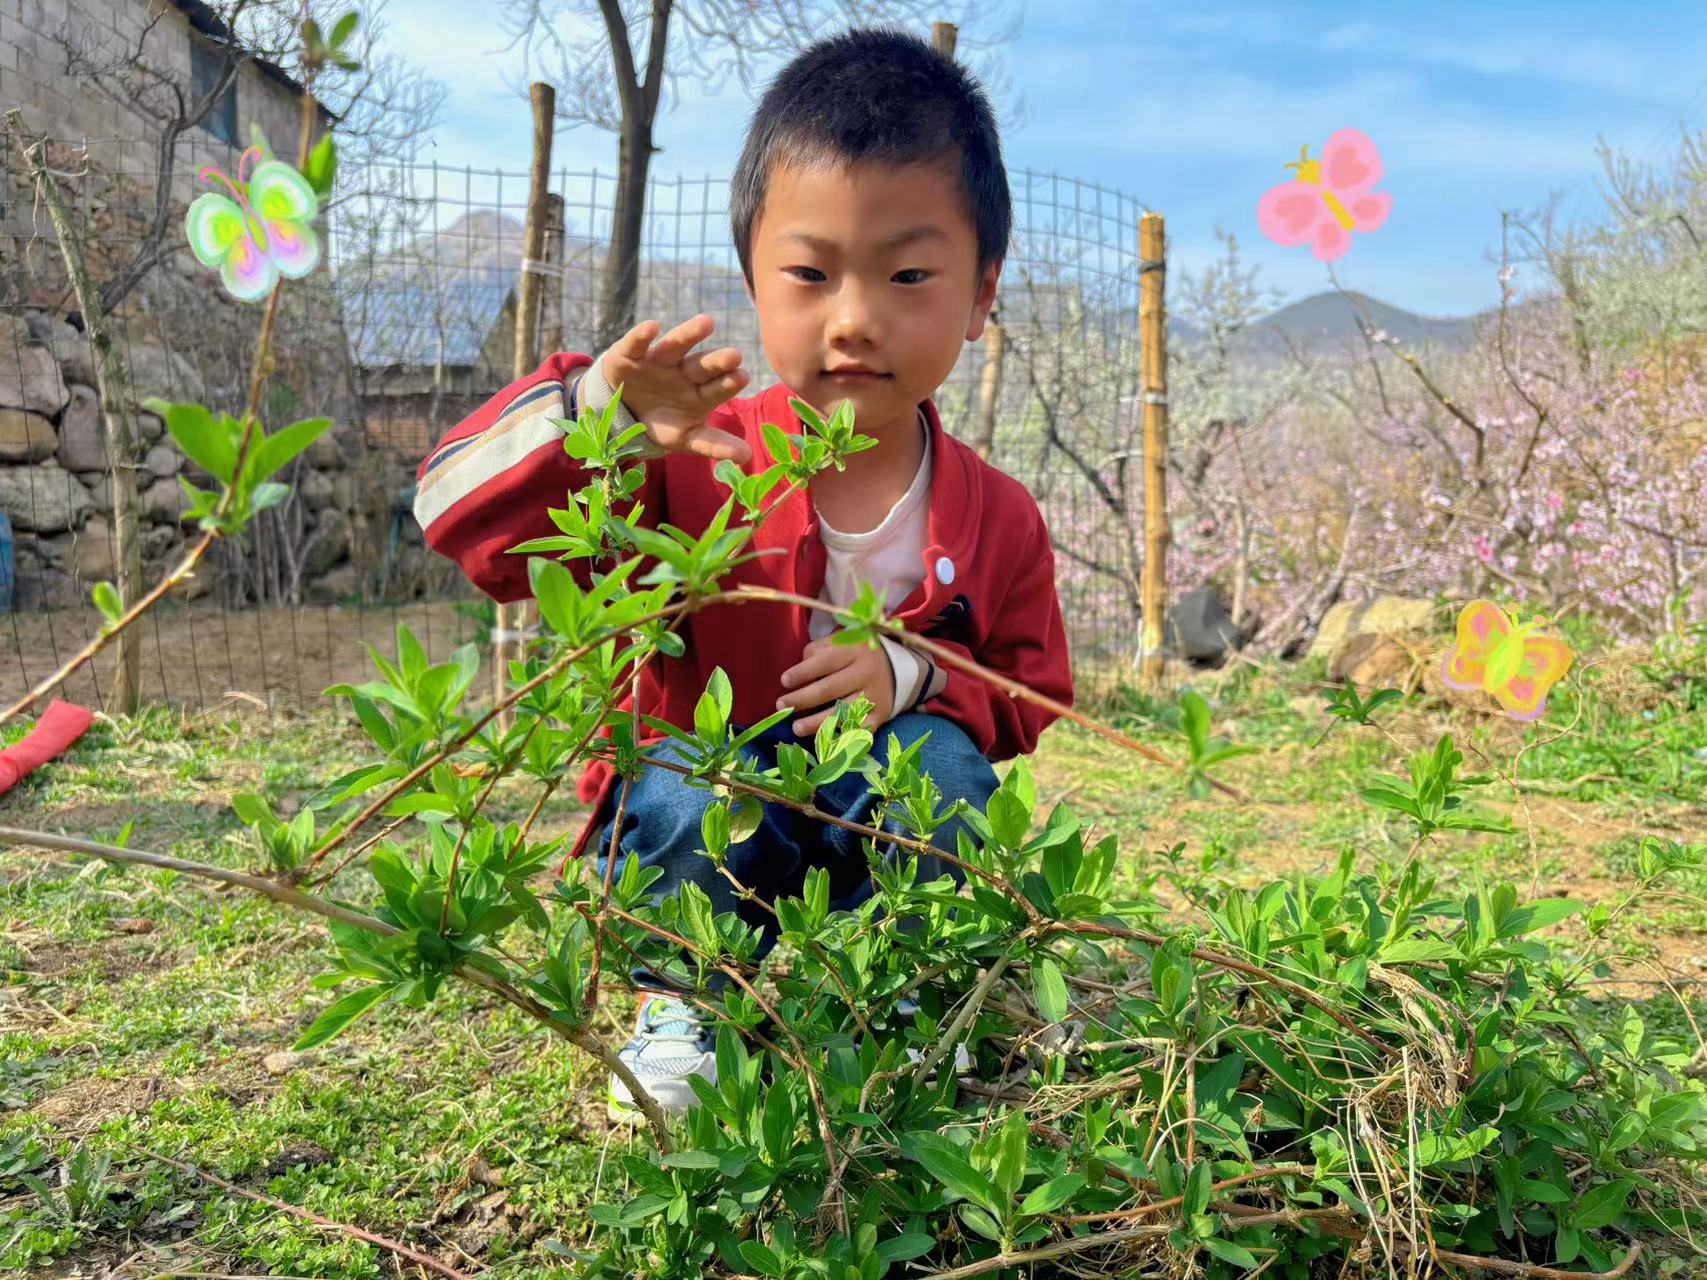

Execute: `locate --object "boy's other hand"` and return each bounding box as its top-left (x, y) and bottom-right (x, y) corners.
top-left (600, 315), bottom-right (753, 462)
top-left (777, 636), bottom-right (894, 735)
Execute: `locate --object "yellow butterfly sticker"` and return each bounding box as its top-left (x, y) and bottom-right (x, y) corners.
top-left (1440, 600), bottom-right (1574, 721)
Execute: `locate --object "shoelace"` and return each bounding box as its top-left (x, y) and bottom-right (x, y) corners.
top-left (638, 994), bottom-right (707, 1045)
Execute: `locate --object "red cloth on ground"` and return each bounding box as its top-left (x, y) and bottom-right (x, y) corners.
top-left (0, 700), bottom-right (94, 796)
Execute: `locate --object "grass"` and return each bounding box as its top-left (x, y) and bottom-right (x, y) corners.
top-left (0, 650), bottom-right (1702, 1276)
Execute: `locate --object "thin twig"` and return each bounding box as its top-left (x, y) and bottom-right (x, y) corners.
top-left (138, 1148), bottom-right (475, 1280)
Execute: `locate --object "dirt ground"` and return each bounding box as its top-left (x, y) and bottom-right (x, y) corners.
top-left (0, 599), bottom-right (482, 713)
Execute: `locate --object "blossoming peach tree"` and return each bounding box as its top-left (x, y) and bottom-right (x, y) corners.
top-left (73, 388), bottom-right (1678, 1279)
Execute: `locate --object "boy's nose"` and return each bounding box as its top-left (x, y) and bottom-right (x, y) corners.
top-left (827, 283), bottom-right (882, 347)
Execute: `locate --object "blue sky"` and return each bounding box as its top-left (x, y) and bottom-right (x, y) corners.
top-left (386, 0), bottom-right (1707, 318)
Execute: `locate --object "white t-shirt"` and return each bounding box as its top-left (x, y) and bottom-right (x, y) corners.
top-left (808, 411), bottom-right (932, 715)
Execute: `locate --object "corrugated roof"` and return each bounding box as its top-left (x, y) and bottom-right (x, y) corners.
top-left (345, 269), bottom-right (517, 371)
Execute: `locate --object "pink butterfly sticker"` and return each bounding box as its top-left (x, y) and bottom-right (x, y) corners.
top-left (1257, 128), bottom-right (1392, 262)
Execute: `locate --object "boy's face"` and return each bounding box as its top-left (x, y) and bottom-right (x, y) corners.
top-left (748, 157), bottom-right (1000, 432)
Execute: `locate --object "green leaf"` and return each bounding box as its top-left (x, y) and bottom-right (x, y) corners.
top-left (1201, 1236), bottom-right (1259, 1268)
top-left (1499, 898), bottom-right (1584, 937)
top-left (294, 983), bottom-right (392, 1050)
top-left (328, 10), bottom-right (359, 47)
top-left (1178, 690), bottom-right (1211, 755)
top-left (660, 1150), bottom-right (721, 1170)
top-left (1032, 955), bottom-right (1068, 1023)
top-left (738, 1241), bottom-right (785, 1277)
top-left (993, 1111), bottom-right (1028, 1199)
top-left (92, 581), bottom-right (123, 625)
top-left (876, 1233), bottom-right (936, 1262)
top-left (695, 668), bottom-right (733, 740)
top-left (1571, 1178), bottom-right (1635, 1231)
top-left (150, 400), bottom-right (237, 484)
top-left (1183, 1161), bottom-right (1212, 1218)
top-left (904, 1133), bottom-right (1003, 1217)
top-left (303, 133), bottom-right (338, 197)
top-left (250, 417), bottom-right (332, 484)
top-left (1019, 1173), bottom-right (1085, 1216)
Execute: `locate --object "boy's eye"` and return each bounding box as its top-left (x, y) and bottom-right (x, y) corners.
top-left (893, 268), bottom-right (931, 285)
top-left (786, 266), bottom-right (826, 283)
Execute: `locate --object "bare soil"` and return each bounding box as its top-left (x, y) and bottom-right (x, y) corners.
top-left (0, 599), bottom-right (480, 713)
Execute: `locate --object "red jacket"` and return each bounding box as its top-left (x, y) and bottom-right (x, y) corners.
top-left (416, 352), bottom-right (1074, 861)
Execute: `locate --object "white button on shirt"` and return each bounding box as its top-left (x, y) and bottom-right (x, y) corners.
top-left (807, 411), bottom-right (933, 715)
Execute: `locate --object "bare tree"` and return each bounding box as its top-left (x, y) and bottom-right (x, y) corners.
top-left (50, 0), bottom-right (446, 313)
top-left (497, 0), bottom-right (1018, 350)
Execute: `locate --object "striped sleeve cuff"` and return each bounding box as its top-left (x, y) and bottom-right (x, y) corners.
top-left (573, 358), bottom-right (667, 460)
top-left (414, 379), bottom-right (567, 534)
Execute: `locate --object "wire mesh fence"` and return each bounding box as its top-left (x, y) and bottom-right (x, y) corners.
top-left (1, 135), bottom-right (1155, 715)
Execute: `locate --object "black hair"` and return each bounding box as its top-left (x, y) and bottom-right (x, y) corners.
top-left (729, 28), bottom-right (1010, 283)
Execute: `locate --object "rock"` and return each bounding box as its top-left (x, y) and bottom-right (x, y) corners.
top-left (1308, 596), bottom-right (1438, 661)
top-left (1166, 586), bottom-right (1245, 664)
top-left (142, 524), bottom-right (179, 558)
top-left (140, 477), bottom-right (192, 524)
top-left (14, 567), bottom-right (79, 610)
top-left (142, 443), bottom-right (180, 479)
top-left (136, 408), bottom-right (164, 446)
top-left (78, 472), bottom-right (112, 514)
top-left (308, 563), bottom-right (361, 603)
top-left (1329, 632), bottom-right (1430, 692)
top-left (263, 1050), bottom-right (306, 1076)
top-left (307, 431), bottom-right (347, 470)
top-left (0, 343), bottom-right (68, 417)
top-left (22, 314), bottom-right (73, 344)
top-left (122, 344), bottom-right (197, 404)
top-left (263, 1141), bottom-right (331, 1175)
top-left (0, 461), bottom-right (95, 531)
top-left (0, 408), bottom-right (59, 462)
top-left (56, 384), bottom-right (109, 472)
top-left (303, 508), bottom-right (349, 575)
top-left (72, 516), bottom-right (116, 580)
top-left (330, 472), bottom-right (355, 512)
top-left (297, 467), bottom-right (334, 511)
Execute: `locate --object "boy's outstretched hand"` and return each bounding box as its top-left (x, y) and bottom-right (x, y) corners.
top-left (599, 314), bottom-right (753, 463)
top-left (777, 636), bottom-right (894, 735)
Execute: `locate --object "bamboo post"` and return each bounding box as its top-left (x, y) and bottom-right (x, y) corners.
top-left (494, 82), bottom-right (556, 730)
top-left (1138, 212), bottom-right (1170, 690)
top-left (971, 304), bottom-right (1004, 459)
top-left (931, 21), bottom-right (958, 55)
top-left (539, 192), bottom-right (566, 357)
top-left (4, 116), bottom-right (143, 715)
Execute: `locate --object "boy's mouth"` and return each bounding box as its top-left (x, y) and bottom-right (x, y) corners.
top-left (822, 364), bottom-right (892, 382)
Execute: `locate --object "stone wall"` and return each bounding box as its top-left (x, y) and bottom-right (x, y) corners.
top-left (2, 0), bottom-right (315, 172)
top-left (0, 5), bottom-right (421, 611)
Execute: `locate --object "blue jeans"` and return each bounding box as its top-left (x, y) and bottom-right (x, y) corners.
top-left (587, 712), bottom-right (1000, 993)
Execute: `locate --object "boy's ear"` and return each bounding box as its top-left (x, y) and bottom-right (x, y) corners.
top-left (964, 259), bottom-right (1002, 343)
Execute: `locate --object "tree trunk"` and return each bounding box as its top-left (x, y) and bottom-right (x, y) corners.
top-left (597, 115), bottom-right (654, 352)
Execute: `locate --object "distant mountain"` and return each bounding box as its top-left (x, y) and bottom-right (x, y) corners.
top-left (1232, 290), bottom-right (1477, 362)
top-left (1256, 290), bottom-right (1481, 351)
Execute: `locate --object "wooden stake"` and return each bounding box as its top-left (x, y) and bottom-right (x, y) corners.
top-left (931, 21), bottom-right (958, 55)
top-left (1138, 212), bottom-right (1170, 690)
top-left (972, 305), bottom-right (1004, 459)
top-left (539, 191), bottom-right (566, 357)
top-left (494, 83), bottom-right (556, 730)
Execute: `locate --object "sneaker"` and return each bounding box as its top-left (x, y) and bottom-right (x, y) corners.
top-left (607, 990), bottom-right (717, 1123)
top-left (896, 996), bottom-right (973, 1075)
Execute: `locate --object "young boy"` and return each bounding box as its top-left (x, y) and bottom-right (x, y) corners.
top-left (415, 29), bottom-right (1073, 1117)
